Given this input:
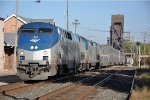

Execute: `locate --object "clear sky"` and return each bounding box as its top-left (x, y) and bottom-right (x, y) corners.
top-left (0, 0), bottom-right (150, 44)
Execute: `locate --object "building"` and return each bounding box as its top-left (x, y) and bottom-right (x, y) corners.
top-left (4, 33), bottom-right (16, 70)
top-left (4, 14), bottom-right (55, 33)
top-left (3, 14), bottom-right (55, 70)
top-left (0, 18), bottom-right (4, 70)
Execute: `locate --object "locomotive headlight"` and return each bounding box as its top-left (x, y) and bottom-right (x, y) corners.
top-left (21, 51), bottom-right (24, 55)
top-left (44, 51), bottom-right (48, 55)
top-left (35, 46), bottom-right (38, 49)
top-left (30, 46), bottom-right (34, 50)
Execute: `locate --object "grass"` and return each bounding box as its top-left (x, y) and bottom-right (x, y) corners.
top-left (130, 87), bottom-right (150, 100)
top-left (130, 66), bottom-right (150, 100)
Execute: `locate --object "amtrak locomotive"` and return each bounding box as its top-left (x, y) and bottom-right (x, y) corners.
top-left (17, 22), bottom-right (125, 80)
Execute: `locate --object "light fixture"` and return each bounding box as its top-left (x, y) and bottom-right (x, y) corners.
top-left (21, 51), bottom-right (24, 55)
top-left (44, 51), bottom-right (48, 55)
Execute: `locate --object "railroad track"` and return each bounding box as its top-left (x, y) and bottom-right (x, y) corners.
top-left (0, 66), bottom-right (135, 100)
top-left (37, 70), bottom-right (121, 100)
top-left (126, 69), bottom-right (136, 100)
top-left (0, 82), bottom-right (26, 93)
top-left (93, 68), bottom-right (136, 100)
top-left (0, 74), bottom-right (94, 100)
top-left (0, 75), bottom-right (71, 99)
top-left (0, 81), bottom-right (47, 99)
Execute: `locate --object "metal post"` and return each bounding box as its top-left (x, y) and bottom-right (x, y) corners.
top-left (136, 42), bottom-right (141, 68)
top-left (14, 0), bottom-right (18, 71)
top-left (143, 32), bottom-right (146, 67)
top-left (0, 20), bottom-right (4, 69)
top-left (66, 0), bottom-right (69, 31)
top-left (138, 45), bottom-right (141, 68)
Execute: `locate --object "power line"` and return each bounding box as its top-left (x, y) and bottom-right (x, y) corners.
top-left (79, 26), bottom-right (109, 32)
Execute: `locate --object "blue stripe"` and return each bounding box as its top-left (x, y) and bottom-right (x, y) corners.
top-left (18, 22), bottom-right (59, 51)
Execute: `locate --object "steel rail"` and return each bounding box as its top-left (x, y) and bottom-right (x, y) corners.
top-left (1, 74), bottom-right (95, 99)
top-left (3, 81), bottom-right (46, 96)
top-left (126, 69), bottom-right (136, 100)
top-left (0, 82), bottom-right (26, 93)
top-left (37, 75), bottom-right (97, 100)
top-left (94, 70), bottom-right (121, 87)
top-left (1, 74), bottom-right (75, 97)
top-left (37, 70), bottom-right (121, 100)
top-left (75, 70), bottom-right (122, 100)
top-left (0, 82), bottom-right (27, 100)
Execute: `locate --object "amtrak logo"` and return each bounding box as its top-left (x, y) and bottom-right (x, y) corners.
top-left (30, 36), bottom-right (40, 43)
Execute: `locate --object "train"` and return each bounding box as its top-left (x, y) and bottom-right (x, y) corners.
top-left (17, 22), bottom-right (125, 80)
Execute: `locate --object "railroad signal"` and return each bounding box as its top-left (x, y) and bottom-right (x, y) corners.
top-left (136, 41), bottom-right (140, 46)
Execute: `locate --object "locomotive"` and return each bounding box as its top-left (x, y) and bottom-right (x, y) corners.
top-left (17, 22), bottom-right (125, 80)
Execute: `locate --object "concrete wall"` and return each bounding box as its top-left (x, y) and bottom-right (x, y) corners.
top-left (0, 20), bottom-right (4, 69)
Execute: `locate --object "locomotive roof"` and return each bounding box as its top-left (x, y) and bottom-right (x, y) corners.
top-left (21, 22), bottom-right (55, 28)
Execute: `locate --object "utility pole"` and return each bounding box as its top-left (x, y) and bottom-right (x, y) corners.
top-left (124, 32), bottom-right (130, 41)
top-left (143, 32), bottom-right (147, 66)
top-left (123, 31), bottom-right (130, 53)
top-left (66, 0), bottom-right (69, 31)
top-left (14, 0), bottom-right (18, 71)
top-left (139, 44), bottom-right (141, 68)
top-left (131, 36), bottom-right (135, 58)
top-left (136, 42), bottom-right (141, 69)
top-left (73, 19), bottom-right (80, 34)
top-left (0, 19), bottom-right (4, 69)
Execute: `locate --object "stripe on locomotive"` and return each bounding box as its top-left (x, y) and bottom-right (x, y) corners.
top-left (18, 22), bottom-right (59, 51)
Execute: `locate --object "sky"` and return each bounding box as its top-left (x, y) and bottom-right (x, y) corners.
top-left (0, 0), bottom-right (150, 44)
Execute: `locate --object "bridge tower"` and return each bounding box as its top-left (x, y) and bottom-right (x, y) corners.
top-left (110, 14), bottom-right (124, 52)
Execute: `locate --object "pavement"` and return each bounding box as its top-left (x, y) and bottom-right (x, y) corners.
top-left (0, 68), bottom-right (22, 86)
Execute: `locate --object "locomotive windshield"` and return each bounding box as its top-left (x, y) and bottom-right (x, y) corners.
top-left (39, 28), bottom-right (53, 34)
top-left (21, 28), bottom-right (35, 33)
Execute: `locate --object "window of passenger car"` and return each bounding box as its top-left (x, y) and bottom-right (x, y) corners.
top-left (21, 28), bottom-right (35, 33)
top-left (65, 31), bottom-right (72, 40)
top-left (39, 28), bottom-right (53, 33)
top-left (93, 42), bottom-right (96, 47)
top-left (67, 32), bottom-right (72, 40)
top-left (80, 37), bottom-right (88, 49)
top-left (90, 41), bottom-right (93, 46)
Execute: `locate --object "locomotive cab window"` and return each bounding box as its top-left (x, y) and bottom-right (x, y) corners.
top-left (21, 28), bottom-right (35, 33)
top-left (39, 28), bottom-right (53, 33)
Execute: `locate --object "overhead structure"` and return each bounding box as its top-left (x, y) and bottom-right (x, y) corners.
top-left (110, 14), bottom-right (124, 52)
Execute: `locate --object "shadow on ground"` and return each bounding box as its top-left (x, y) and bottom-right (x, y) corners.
top-left (52, 69), bottom-right (135, 94)
top-left (134, 68), bottom-right (150, 90)
top-left (0, 75), bottom-right (22, 84)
